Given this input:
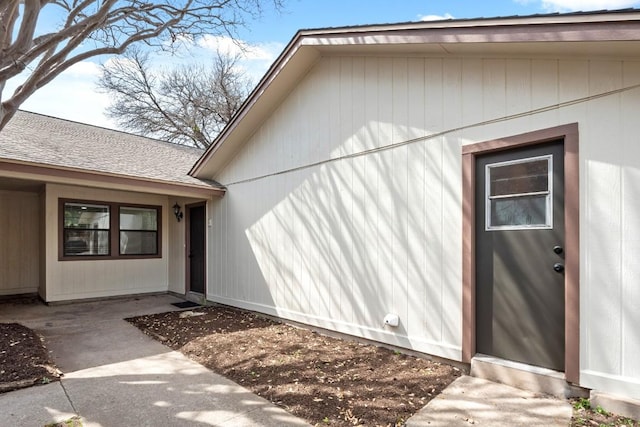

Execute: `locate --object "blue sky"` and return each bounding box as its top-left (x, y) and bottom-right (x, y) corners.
top-left (200, 0), bottom-right (640, 43)
top-left (241, 0), bottom-right (541, 42)
top-left (6, 0), bottom-right (640, 129)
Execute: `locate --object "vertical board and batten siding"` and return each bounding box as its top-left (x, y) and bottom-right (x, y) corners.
top-left (210, 56), bottom-right (464, 359)
top-left (0, 190), bottom-right (40, 295)
top-left (208, 55), bottom-right (640, 398)
top-left (581, 59), bottom-right (640, 398)
top-left (43, 184), bottom-right (170, 301)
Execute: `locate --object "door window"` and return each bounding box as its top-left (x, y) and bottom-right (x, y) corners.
top-left (485, 155), bottom-right (553, 230)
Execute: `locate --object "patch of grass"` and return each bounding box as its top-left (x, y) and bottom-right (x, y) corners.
top-left (44, 416), bottom-right (82, 427)
top-left (573, 397), bottom-right (591, 411)
top-left (571, 398), bottom-right (640, 427)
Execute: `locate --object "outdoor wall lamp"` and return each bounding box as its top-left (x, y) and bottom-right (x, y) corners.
top-left (173, 203), bottom-right (184, 222)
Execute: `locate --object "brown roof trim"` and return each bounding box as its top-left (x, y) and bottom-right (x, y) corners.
top-left (295, 8), bottom-right (640, 35)
top-left (0, 160), bottom-right (225, 198)
top-left (300, 21), bottom-right (640, 46)
top-left (190, 9), bottom-right (640, 178)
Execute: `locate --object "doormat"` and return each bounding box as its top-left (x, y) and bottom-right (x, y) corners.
top-left (171, 301), bottom-right (201, 309)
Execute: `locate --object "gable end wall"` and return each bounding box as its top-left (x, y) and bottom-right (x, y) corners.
top-left (207, 55), bottom-right (640, 399)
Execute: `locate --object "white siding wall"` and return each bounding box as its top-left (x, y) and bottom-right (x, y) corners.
top-left (44, 184), bottom-right (170, 302)
top-left (580, 59), bottom-right (640, 399)
top-left (0, 190), bottom-right (40, 295)
top-left (208, 56), bottom-right (640, 398)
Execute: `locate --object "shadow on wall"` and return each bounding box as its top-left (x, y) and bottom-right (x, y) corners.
top-left (208, 57), bottom-right (477, 357)
top-left (210, 129), bottom-right (462, 357)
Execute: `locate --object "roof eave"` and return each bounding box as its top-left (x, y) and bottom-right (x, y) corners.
top-left (1, 159), bottom-right (226, 198)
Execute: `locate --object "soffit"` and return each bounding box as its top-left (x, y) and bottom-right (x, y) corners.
top-left (309, 40), bottom-right (640, 58)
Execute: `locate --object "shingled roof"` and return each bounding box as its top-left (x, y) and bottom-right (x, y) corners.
top-left (0, 110), bottom-right (223, 191)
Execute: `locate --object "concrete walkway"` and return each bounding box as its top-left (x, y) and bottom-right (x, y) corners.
top-left (406, 375), bottom-right (572, 427)
top-left (0, 294), bottom-right (309, 427)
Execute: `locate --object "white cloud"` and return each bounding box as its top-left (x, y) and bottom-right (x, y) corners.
top-left (102, 56), bottom-right (129, 68)
top-left (419, 13), bottom-right (455, 21)
top-left (247, 41), bottom-right (286, 62)
top-left (65, 60), bottom-right (102, 77)
top-left (4, 60), bottom-right (116, 129)
top-left (539, 0), bottom-right (640, 11)
top-left (197, 35), bottom-right (283, 62)
top-left (195, 35), bottom-right (284, 82)
top-left (198, 35), bottom-right (246, 56)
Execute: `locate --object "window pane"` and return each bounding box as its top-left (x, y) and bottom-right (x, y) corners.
top-left (490, 159), bottom-right (548, 196)
top-left (64, 230), bottom-right (110, 256)
top-left (120, 231), bottom-right (158, 255)
top-left (64, 203), bottom-right (109, 229)
top-left (490, 195), bottom-right (547, 227)
top-left (120, 207), bottom-right (157, 231)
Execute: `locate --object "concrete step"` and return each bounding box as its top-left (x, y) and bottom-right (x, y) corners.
top-left (471, 354), bottom-right (588, 399)
top-left (591, 390), bottom-right (640, 421)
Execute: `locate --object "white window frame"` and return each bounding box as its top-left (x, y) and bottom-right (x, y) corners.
top-left (485, 154), bottom-right (553, 231)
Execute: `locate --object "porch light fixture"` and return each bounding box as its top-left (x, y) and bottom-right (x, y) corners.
top-left (173, 203), bottom-right (183, 222)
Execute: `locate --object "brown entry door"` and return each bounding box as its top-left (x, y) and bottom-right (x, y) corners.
top-left (188, 204), bottom-right (206, 294)
top-left (475, 140), bottom-right (565, 371)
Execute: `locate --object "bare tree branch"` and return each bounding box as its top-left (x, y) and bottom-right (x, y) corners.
top-left (98, 47), bottom-right (250, 148)
top-left (0, 0), bottom-right (283, 130)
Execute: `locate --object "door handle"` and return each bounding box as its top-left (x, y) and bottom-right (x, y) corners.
top-left (553, 246), bottom-right (563, 255)
top-left (553, 263), bottom-right (564, 273)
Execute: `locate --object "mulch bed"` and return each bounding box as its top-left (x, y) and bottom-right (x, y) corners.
top-left (0, 322), bottom-right (61, 393)
top-left (127, 305), bottom-right (461, 426)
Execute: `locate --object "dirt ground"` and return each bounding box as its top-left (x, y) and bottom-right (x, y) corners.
top-left (0, 322), bottom-right (60, 393)
top-left (1, 300), bottom-right (639, 426)
top-left (127, 305), bottom-right (460, 426)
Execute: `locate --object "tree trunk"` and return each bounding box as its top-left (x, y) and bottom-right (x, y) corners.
top-left (0, 104), bottom-right (16, 131)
